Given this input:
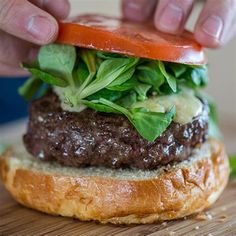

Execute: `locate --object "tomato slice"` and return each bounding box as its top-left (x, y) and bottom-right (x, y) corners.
top-left (57, 14), bottom-right (207, 65)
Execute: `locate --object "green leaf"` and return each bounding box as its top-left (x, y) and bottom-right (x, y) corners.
top-left (130, 106), bottom-right (176, 141)
top-left (134, 83), bottom-right (151, 101)
top-left (82, 100), bottom-right (121, 114)
top-left (95, 98), bottom-right (175, 141)
top-left (117, 92), bottom-right (137, 108)
top-left (158, 83), bottom-right (175, 95)
top-left (80, 49), bottom-right (96, 74)
top-left (229, 155), bottom-right (236, 177)
top-left (167, 63), bottom-right (187, 78)
top-left (181, 66), bottom-right (208, 88)
top-left (18, 77), bottom-right (43, 100)
top-left (107, 67), bottom-right (135, 89)
top-left (96, 58), bottom-right (138, 83)
top-left (27, 67), bottom-right (68, 87)
top-left (79, 58), bottom-right (139, 99)
top-left (38, 44), bottom-right (76, 78)
top-left (75, 60), bottom-right (89, 86)
top-left (96, 51), bottom-right (123, 59)
top-left (159, 61), bottom-right (177, 92)
top-left (75, 50), bottom-right (97, 94)
top-left (96, 98), bottom-right (132, 117)
top-left (195, 67), bottom-right (209, 86)
top-left (107, 78), bottom-right (137, 91)
top-left (87, 89), bottom-right (124, 102)
top-left (137, 62), bottom-right (165, 91)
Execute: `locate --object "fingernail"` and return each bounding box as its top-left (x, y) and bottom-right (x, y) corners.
top-left (124, 0), bottom-right (151, 21)
top-left (158, 3), bottom-right (183, 32)
top-left (202, 15), bottom-right (223, 39)
top-left (27, 16), bottom-right (57, 43)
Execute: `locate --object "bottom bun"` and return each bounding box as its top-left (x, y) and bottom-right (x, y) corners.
top-left (0, 139), bottom-right (229, 224)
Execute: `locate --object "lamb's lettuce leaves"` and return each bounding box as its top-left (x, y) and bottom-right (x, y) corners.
top-left (130, 106), bottom-right (176, 141)
top-left (75, 50), bottom-right (97, 97)
top-left (20, 44), bottom-right (209, 141)
top-left (78, 58), bottom-right (139, 99)
top-left (90, 98), bottom-right (175, 141)
top-left (82, 100), bottom-right (120, 114)
top-left (137, 61), bottom-right (165, 91)
top-left (87, 89), bottom-right (124, 102)
top-left (134, 83), bottom-right (152, 101)
top-left (158, 61), bottom-right (177, 92)
top-left (117, 92), bottom-right (137, 108)
top-left (38, 44), bottom-right (76, 79)
top-left (23, 65), bottom-right (68, 87)
top-left (75, 60), bottom-right (89, 86)
top-left (18, 76), bottom-right (43, 100)
top-left (107, 78), bottom-right (137, 91)
top-left (167, 63), bottom-right (187, 77)
top-left (107, 67), bottom-right (135, 89)
top-left (180, 66), bottom-right (209, 89)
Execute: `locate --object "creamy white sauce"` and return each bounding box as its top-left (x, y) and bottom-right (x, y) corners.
top-left (53, 87), bottom-right (86, 112)
top-left (133, 91), bottom-right (202, 124)
top-left (54, 86), bottom-right (202, 124)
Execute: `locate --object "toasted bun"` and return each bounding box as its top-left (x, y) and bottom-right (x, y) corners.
top-left (0, 139), bottom-right (229, 224)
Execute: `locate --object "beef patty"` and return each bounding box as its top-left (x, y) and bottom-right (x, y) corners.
top-left (24, 92), bottom-right (208, 170)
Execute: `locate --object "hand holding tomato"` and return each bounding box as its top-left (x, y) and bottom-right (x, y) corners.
top-left (0, 0), bottom-right (70, 76)
top-left (122, 0), bottom-right (236, 48)
top-left (0, 0), bottom-right (236, 77)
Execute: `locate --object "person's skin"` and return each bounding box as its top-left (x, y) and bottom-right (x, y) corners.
top-left (122, 0), bottom-right (236, 47)
top-left (0, 0), bottom-right (70, 77)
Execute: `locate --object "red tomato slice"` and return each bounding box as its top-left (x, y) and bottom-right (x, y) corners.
top-left (58, 14), bottom-right (207, 65)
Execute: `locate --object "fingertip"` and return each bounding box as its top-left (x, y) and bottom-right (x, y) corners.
top-left (194, 14), bottom-right (224, 48)
top-left (194, 29), bottom-right (223, 48)
top-left (42, 0), bottom-right (70, 20)
top-left (154, 3), bottom-right (184, 34)
top-left (26, 14), bottom-right (59, 45)
top-left (122, 0), bottom-right (146, 22)
top-left (122, 0), bottom-right (156, 22)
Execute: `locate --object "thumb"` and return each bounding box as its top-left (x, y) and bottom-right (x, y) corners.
top-left (0, 0), bottom-right (58, 45)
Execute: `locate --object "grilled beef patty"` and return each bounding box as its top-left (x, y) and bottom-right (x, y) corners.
top-left (24, 92), bottom-right (208, 170)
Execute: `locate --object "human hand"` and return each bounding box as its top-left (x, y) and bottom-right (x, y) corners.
top-left (122, 0), bottom-right (236, 48)
top-left (0, 0), bottom-right (70, 77)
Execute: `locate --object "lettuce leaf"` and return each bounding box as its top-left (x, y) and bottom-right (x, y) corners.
top-left (20, 44), bottom-right (209, 141)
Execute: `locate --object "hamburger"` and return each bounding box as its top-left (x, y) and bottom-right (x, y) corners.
top-left (0, 15), bottom-right (229, 224)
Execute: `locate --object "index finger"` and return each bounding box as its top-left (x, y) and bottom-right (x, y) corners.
top-left (30, 0), bottom-right (70, 20)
